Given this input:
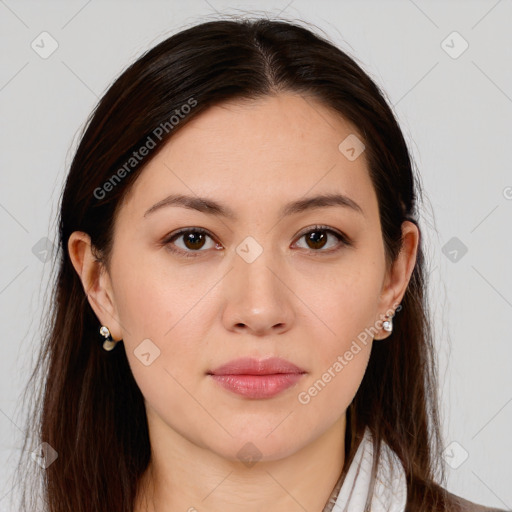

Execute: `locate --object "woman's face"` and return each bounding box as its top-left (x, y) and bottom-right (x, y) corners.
top-left (94, 93), bottom-right (413, 461)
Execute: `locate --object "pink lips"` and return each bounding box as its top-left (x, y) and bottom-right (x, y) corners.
top-left (207, 357), bottom-right (306, 399)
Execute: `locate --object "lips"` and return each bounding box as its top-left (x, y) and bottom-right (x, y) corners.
top-left (207, 357), bottom-right (306, 399)
top-left (208, 357), bottom-right (306, 376)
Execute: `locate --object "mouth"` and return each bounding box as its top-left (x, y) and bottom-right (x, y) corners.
top-left (207, 357), bottom-right (306, 399)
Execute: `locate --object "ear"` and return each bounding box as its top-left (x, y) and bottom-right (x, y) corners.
top-left (374, 220), bottom-right (419, 340)
top-left (67, 231), bottom-right (123, 341)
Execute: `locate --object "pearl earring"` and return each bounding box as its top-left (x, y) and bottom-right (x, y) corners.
top-left (382, 315), bottom-right (393, 332)
top-left (375, 305), bottom-right (401, 340)
top-left (99, 325), bottom-right (119, 351)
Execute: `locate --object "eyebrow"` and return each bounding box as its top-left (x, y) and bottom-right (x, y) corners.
top-left (143, 192), bottom-right (364, 220)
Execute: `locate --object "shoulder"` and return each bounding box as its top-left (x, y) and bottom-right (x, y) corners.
top-left (444, 489), bottom-right (510, 512)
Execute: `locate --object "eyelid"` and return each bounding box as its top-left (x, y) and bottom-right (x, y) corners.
top-left (294, 224), bottom-right (351, 245)
top-left (162, 224), bottom-right (352, 258)
top-left (162, 227), bottom-right (216, 258)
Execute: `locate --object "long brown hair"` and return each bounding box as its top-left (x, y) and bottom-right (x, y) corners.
top-left (14, 16), bottom-right (453, 511)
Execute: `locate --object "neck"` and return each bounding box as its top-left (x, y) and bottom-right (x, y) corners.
top-left (134, 412), bottom-right (346, 512)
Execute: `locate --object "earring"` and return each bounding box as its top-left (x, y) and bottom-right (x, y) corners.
top-left (100, 325), bottom-right (118, 351)
top-left (375, 304), bottom-right (401, 340)
top-left (382, 315), bottom-right (393, 332)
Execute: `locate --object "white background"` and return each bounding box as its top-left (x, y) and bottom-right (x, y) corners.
top-left (0, 0), bottom-right (511, 509)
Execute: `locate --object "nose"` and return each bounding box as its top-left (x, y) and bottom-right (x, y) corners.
top-left (221, 245), bottom-right (295, 337)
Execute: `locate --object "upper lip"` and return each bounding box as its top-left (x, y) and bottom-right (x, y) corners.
top-left (208, 357), bottom-right (306, 376)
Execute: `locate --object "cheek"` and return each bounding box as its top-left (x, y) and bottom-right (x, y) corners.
top-left (291, 261), bottom-right (380, 413)
top-left (109, 255), bottom-right (210, 396)
top-left (295, 261), bottom-right (382, 356)
top-left (297, 342), bottom-right (372, 424)
top-left (110, 253), bottom-right (187, 340)
top-left (295, 310), bottom-right (373, 436)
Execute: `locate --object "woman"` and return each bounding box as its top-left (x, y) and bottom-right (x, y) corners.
top-left (14, 17), bottom-right (507, 512)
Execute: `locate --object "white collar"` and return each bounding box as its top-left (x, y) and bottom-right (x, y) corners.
top-left (329, 427), bottom-right (407, 511)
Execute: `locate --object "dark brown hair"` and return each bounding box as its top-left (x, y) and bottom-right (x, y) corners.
top-left (14, 16), bottom-right (458, 512)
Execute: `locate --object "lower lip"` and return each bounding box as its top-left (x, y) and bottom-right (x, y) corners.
top-left (209, 373), bottom-right (304, 399)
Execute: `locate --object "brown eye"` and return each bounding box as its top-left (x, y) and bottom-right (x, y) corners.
top-left (181, 231), bottom-right (207, 250)
top-left (304, 230), bottom-right (328, 250)
top-left (294, 225), bottom-right (351, 253)
top-left (163, 228), bottom-right (219, 258)
top-left (163, 225), bottom-right (351, 259)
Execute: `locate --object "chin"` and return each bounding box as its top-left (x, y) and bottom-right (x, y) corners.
top-left (208, 426), bottom-right (309, 464)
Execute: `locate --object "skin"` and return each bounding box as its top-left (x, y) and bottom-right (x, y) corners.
top-left (68, 92), bottom-right (419, 512)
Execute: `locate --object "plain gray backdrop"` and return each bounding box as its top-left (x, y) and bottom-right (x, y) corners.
top-left (0, 0), bottom-right (511, 510)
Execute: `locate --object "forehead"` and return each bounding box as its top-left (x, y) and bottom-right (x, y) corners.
top-left (119, 93), bottom-right (377, 222)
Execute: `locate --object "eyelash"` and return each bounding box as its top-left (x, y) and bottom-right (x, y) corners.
top-left (162, 225), bottom-right (352, 259)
